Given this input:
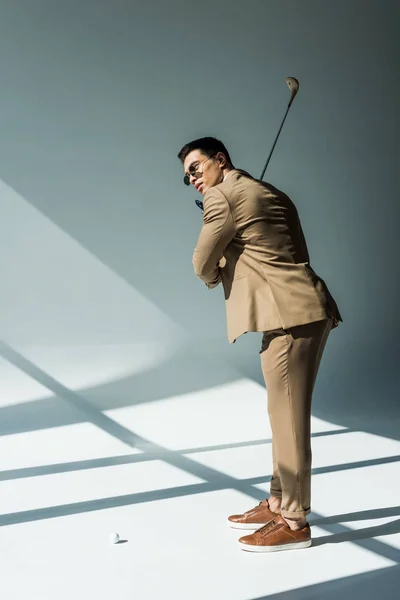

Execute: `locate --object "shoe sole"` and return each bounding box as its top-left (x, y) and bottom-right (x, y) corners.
top-left (228, 521), bottom-right (270, 530)
top-left (238, 539), bottom-right (312, 552)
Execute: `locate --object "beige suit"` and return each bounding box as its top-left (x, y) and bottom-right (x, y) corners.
top-left (192, 169), bottom-right (342, 519)
top-left (192, 169), bottom-right (342, 343)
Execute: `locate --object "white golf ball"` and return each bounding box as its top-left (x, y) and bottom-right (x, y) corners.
top-left (110, 532), bottom-right (120, 544)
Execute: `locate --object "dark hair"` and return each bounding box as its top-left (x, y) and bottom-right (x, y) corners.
top-left (177, 136), bottom-right (233, 165)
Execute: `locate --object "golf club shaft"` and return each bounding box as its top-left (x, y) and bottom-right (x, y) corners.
top-left (259, 102), bottom-right (292, 181)
top-left (259, 77), bottom-right (299, 181)
top-left (196, 77), bottom-right (299, 211)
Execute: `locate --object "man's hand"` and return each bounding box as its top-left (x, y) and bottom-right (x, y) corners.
top-left (219, 256), bottom-right (227, 268)
top-left (208, 265), bottom-right (223, 288)
top-left (204, 256), bottom-right (226, 289)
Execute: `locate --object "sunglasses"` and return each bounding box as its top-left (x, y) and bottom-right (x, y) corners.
top-left (183, 155), bottom-right (214, 186)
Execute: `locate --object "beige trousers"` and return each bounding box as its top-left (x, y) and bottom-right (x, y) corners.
top-left (260, 318), bottom-right (332, 519)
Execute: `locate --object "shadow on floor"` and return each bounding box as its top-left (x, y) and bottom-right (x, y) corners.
top-left (0, 339), bottom-right (241, 436)
top-left (251, 564), bottom-right (400, 600)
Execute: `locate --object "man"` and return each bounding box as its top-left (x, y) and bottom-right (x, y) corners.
top-left (177, 137), bottom-right (342, 552)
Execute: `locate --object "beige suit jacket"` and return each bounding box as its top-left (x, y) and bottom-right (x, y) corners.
top-left (192, 169), bottom-right (342, 343)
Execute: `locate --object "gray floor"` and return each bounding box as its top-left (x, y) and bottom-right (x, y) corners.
top-left (1, 344), bottom-right (399, 600)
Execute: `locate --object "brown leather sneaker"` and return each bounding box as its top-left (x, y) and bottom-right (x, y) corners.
top-left (228, 499), bottom-right (279, 530)
top-left (238, 515), bottom-right (311, 552)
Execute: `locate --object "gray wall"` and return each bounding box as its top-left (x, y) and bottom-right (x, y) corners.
top-left (0, 0), bottom-right (398, 434)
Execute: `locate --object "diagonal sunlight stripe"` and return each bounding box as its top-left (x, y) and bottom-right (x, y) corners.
top-left (0, 428), bottom-right (352, 483)
top-left (183, 428), bottom-right (350, 454)
top-left (310, 519), bottom-right (400, 562)
top-left (310, 506), bottom-right (400, 527)
top-left (0, 340), bottom-right (398, 566)
top-left (0, 429), bottom-right (352, 482)
top-left (0, 451), bottom-right (398, 483)
top-left (0, 474), bottom-right (399, 564)
top-left (250, 564), bottom-right (400, 600)
top-left (0, 480), bottom-right (218, 526)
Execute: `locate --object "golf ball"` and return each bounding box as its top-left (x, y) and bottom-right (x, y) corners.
top-left (110, 532), bottom-right (120, 544)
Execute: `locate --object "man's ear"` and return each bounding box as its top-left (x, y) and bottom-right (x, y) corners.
top-left (216, 152), bottom-right (227, 167)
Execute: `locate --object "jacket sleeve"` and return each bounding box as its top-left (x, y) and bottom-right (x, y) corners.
top-left (192, 187), bottom-right (235, 288)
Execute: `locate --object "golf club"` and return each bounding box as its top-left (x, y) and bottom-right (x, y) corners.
top-left (195, 76), bottom-right (299, 212)
top-left (259, 77), bottom-right (299, 181)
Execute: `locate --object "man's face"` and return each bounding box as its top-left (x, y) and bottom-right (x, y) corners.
top-left (183, 150), bottom-right (225, 196)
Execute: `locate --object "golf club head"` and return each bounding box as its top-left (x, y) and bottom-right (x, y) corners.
top-left (286, 77), bottom-right (299, 106)
top-left (195, 199), bottom-right (204, 212)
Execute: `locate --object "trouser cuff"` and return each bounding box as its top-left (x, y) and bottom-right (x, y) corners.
top-left (270, 476), bottom-right (282, 498)
top-left (280, 507), bottom-right (311, 519)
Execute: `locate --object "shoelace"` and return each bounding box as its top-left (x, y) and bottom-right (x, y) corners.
top-left (257, 519), bottom-right (277, 534)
